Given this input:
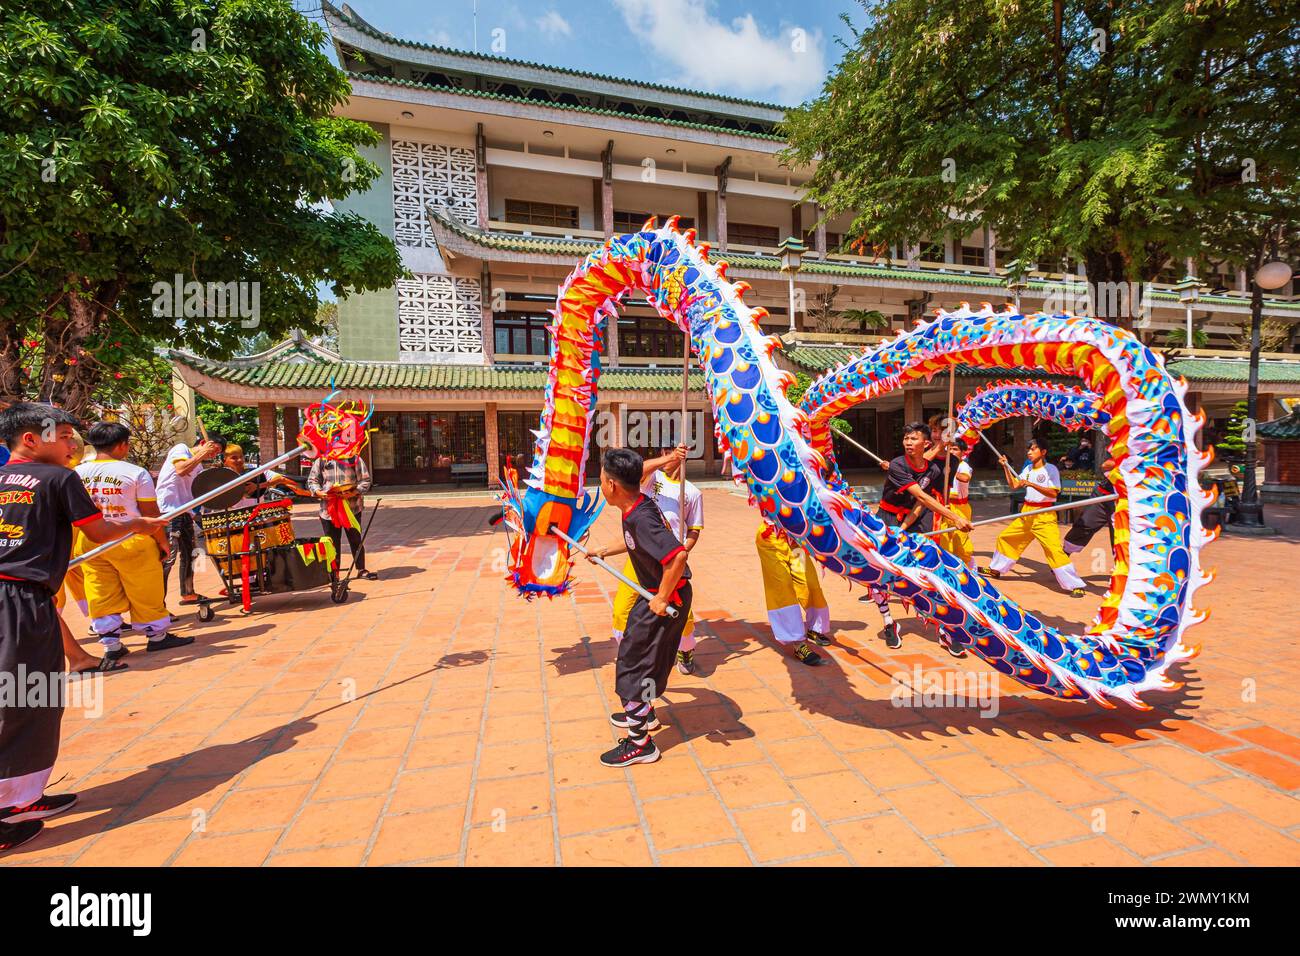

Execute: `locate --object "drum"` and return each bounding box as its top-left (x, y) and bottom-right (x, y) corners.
top-left (199, 500), bottom-right (296, 576)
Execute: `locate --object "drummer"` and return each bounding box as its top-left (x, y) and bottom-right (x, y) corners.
top-left (221, 444), bottom-right (308, 510)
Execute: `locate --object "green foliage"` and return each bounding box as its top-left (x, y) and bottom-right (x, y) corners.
top-left (1163, 327), bottom-right (1210, 348)
top-left (196, 396), bottom-right (257, 450)
top-left (790, 371), bottom-right (851, 434)
top-left (1216, 400), bottom-right (1249, 455)
top-left (781, 1), bottom-right (1298, 292)
top-left (0, 0), bottom-right (406, 412)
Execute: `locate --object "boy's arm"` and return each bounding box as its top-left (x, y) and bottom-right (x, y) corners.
top-left (905, 484), bottom-right (971, 531)
top-left (77, 513), bottom-right (170, 545)
top-left (640, 445), bottom-right (687, 480)
top-left (683, 528), bottom-right (701, 553)
top-left (650, 550), bottom-right (689, 617)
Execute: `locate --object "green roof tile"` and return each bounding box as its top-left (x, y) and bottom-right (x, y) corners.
top-left (1259, 410), bottom-right (1300, 440)
top-left (172, 345), bottom-right (704, 393)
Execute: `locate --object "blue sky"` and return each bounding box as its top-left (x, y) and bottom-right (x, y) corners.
top-left (320, 0), bottom-right (865, 107)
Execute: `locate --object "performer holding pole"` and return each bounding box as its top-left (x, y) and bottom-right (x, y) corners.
top-left (591, 444), bottom-right (700, 674)
top-left (982, 438), bottom-right (1089, 597)
top-left (586, 448), bottom-right (691, 768)
top-left (0, 404), bottom-right (169, 856)
top-left (862, 422), bottom-right (972, 654)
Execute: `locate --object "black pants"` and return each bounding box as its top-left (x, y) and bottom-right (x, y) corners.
top-left (320, 519), bottom-right (366, 572)
top-left (1064, 499), bottom-right (1116, 551)
top-left (0, 582), bottom-right (64, 781)
top-left (615, 582), bottom-right (692, 704)
top-left (163, 513), bottom-right (196, 595)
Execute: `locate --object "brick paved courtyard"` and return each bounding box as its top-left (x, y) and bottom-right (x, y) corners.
top-left (5, 491), bottom-right (1299, 866)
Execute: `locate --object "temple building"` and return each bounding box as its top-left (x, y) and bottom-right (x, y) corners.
top-left (170, 1), bottom-right (1300, 488)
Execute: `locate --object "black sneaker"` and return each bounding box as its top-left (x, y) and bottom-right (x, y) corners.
top-left (146, 634), bottom-right (195, 652)
top-left (609, 710), bottom-right (661, 731)
top-left (600, 737), bottom-right (660, 767)
top-left (883, 622), bottom-right (902, 650)
top-left (104, 643), bottom-right (130, 662)
top-left (805, 629), bottom-right (832, 646)
top-left (0, 792), bottom-right (78, 824)
top-left (0, 819), bottom-right (43, 855)
top-left (792, 641), bottom-right (825, 666)
top-left (1070, 587), bottom-right (1087, 599)
top-left (942, 638), bottom-right (968, 659)
top-left (676, 650), bottom-right (696, 675)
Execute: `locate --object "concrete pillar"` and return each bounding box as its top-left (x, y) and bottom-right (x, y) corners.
top-left (485, 402), bottom-right (500, 487)
top-left (608, 401), bottom-right (627, 448)
top-left (604, 307), bottom-right (620, 366)
top-left (257, 402), bottom-right (278, 463)
top-left (481, 264), bottom-right (495, 363)
top-left (985, 225), bottom-right (997, 275)
top-left (903, 388), bottom-right (924, 424)
top-left (1258, 393), bottom-right (1277, 421)
top-left (715, 157), bottom-right (730, 251)
top-left (600, 140), bottom-right (614, 235)
top-left (814, 204), bottom-right (827, 256)
top-left (282, 406), bottom-right (299, 453)
top-left (475, 123), bottom-right (489, 230)
top-left (1011, 417), bottom-right (1031, 465)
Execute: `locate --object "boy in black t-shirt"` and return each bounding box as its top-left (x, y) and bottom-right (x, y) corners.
top-left (587, 448), bottom-right (692, 768)
top-left (862, 422), bottom-right (973, 651)
top-left (0, 404), bottom-right (168, 856)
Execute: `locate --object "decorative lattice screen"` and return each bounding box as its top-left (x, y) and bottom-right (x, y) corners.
top-left (396, 274), bottom-right (483, 360)
top-left (391, 140), bottom-right (478, 246)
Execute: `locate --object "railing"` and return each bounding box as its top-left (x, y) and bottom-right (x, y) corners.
top-left (488, 219), bottom-right (606, 241)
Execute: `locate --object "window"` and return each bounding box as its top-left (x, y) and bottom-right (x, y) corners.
top-left (618, 311), bottom-right (683, 358)
top-left (504, 199), bottom-right (579, 228)
top-left (614, 211), bottom-right (694, 233)
top-left (802, 229), bottom-right (844, 252)
top-left (918, 242), bottom-right (944, 263)
top-left (494, 312), bottom-right (551, 357)
top-left (728, 222), bottom-right (779, 247)
top-left (960, 244), bottom-right (987, 267)
top-left (371, 411), bottom-right (486, 482)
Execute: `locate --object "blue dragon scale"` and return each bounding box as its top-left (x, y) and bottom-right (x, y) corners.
top-left (500, 220), bottom-right (1213, 708)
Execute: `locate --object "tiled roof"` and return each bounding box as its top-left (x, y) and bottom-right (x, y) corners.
top-left (1259, 410), bottom-right (1300, 440)
top-left (347, 72), bottom-right (785, 142)
top-left (1163, 358), bottom-right (1300, 384)
top-left (424, 213), bottom-right (1300, 310)
top-left (171, 345), bottom-right (704, 392)
top-left (326, 2), bottom-right (788, 112)
top-left (783, 344), bottom-right (1300, 386)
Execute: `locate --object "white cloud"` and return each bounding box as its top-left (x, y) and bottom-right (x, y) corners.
top-left (423, 27), bottom-right (455, 47)
top-left (536, 10), bottom-right (572, 39)
top-left (612, 0), bottom-right (825, 105)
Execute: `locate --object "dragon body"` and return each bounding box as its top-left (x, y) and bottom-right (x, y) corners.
top-left (501, 222), bottom-right (1212, 708)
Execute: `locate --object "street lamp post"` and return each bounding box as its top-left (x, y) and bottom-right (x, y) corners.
top-left (1174, 273), bottom-right (1203, 348)
top-left (778, 236), bottom-right (806, 334)
top-left (1232, 258), bottom-right (1293, 533)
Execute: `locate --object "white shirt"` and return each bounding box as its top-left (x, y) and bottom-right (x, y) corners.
top-left (1019, 462), bottom-right (1061, 505)
top-left (231, 470), bottom-right (284, 511)
top-left (76, 459), bottom-right (157, 520)
top-left (641, 470), bottom-right (703, 541)
top-left (156, 442), bottom-right (199, 512)
top-left (949, 460), bottom-right (973, 497)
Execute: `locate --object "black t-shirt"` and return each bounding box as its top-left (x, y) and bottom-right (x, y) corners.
top-left (621, 495), bottom-right (691, 594)
top-left (0, 460), bottom-right (101, 591)
top-left (879, 455), bottom-right (944, 516)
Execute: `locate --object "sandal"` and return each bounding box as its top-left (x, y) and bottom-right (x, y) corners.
top-left (358, 570), bottom-right (379, 581)
top-left (71, 657), bottom-right (129, 676)
top-left (178, 594), bottom-right (210, 606)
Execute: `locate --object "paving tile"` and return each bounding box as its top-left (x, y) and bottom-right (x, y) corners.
top-left (932, 828), bottom-right (1042, 866)
top-left (829, 814), bottom-right (944, 866)
top-left (732, 804), bottom-right (837, 863)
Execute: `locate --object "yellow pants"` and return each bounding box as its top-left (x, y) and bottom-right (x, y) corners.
top-left (993, 506), bottom-right (1072, 569)
top-left (73, 531), bottom-right (170, 634)
top-left (612, 558), bottom-right (696, 650)
top-left (756, 527), bottom-right (830, 644)
top-left (57, 564), bottom-right (86, 613)
top-left (937, 501), bottom-right (974, 565)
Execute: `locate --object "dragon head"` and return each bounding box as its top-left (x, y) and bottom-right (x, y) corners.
top-left (498, 459), bottom-right (604, 597)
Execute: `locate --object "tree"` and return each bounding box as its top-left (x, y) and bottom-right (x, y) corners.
top-left (0, 0), bottom-right (405, 414)
top-left (781, 1), bottom-right (1298, 325)
top-left (195, 396), bottom-right (257, 451)
top-left (1216, 400), bottom-right (1249, 457)
top-left (1163, 327), bottom-right (1210, 349)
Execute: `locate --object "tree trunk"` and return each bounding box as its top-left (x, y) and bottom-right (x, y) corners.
top-left (1082, 247), bottom-right (1133, 330)
top-left (31, 276), bottom-right (121, 417)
